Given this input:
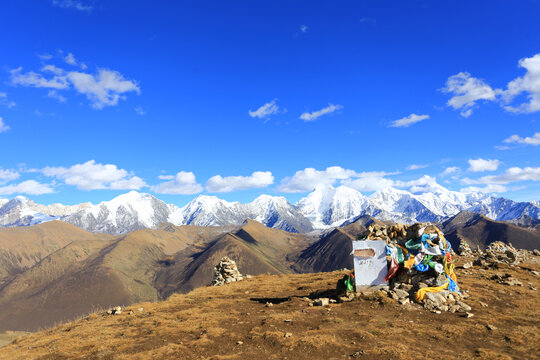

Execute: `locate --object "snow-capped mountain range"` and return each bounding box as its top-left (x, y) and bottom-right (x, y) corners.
top-left (0, 177), bottom-right (538, 234)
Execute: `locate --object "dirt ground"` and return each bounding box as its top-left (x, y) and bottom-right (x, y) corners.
top-left (0, 255), bottom-right (539, 360)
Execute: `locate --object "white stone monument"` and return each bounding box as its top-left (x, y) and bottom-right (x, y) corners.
top-left (351, 240), bottom-right (388, 289)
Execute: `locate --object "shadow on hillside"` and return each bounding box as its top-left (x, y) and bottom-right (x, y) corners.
top-left (249, 287), bottom-right (338, 304)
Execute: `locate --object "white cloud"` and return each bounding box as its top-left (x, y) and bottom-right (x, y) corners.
top-left (503, 132), bottom-right (540, 146)
top-left (0, 168), bottom-right (20, 183)
top-left (11, 59), bottom-right (140, 109)
top-left (67, 69), bottom-right (140, 109)
top-left (41, 64), bottom-right (65, 76)
top-left (389, 113), bottom-right (429, 128)
top-left (63, 52), bottom-right (87, 69)
top-left (151, 171), bottom-right (203, 195)
top-left (42, 160), bottom-right (146, 190)
top-left (47, 90), bottom-right (67, 103)
top-left (135, 106), bottom-right (146, 115)
top-left (0, 180), bottom-right (54, 195)
top-left (441, 166), bottom-right (460, 176)
top-left (0, 117), bottom-right (9, 133)
top-left (277, 166), bottom-right (397, 193)
top-left (342, 175), bottom-right (395, 192)
top-left (460, 184), bottom-right (507, 194)
top-left (52, 0), bottom-right (92, 12)
top-left (464, 167), bottom-right (540, 185)
top-left (300, 25), bottom-right (308, 33)
top-left (206, 171), bottom-right (274, 193)
top-left (468, 158), bottom-right (502, 172)
top-left (299, 103), bottom-right (343, 122)
top-left (249, 99), bottom-right (280, 120)
top-left (38, 53), bottom-right (53, 60)
top-left (406, 164), bottom-right (429, 170)
top-left (278, 166), bottom-right (357, 193)
top-left (64, 52), bottom-right (77, 65)
top-left (10, 67), bottom-right (69, 89)
top-left (0, 93), bottom-right (16, 108)
top-left (359, 18), bottom-right (376, 23)
top-left (442, 72), bottom-right (498, 117)
top-left (502, 53), bottom-right (540, 113)
top-left (158, 175), bottom-right (174, 180)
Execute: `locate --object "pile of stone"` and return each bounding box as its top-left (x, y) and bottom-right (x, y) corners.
top-left (473, 241), bottom-right (521, 266)
top-left (211, 257), bottom-right (243, 286)
top-left (366, 222), bottom-right (475, 314)
top-left (421, 289), bottom-right (472, 314)
top-left (457, 241), bottom-right (474, 256)
top-left (362, 223), bottom-right (442, 246)
top-left (386, 271), bottom-right (472, 313)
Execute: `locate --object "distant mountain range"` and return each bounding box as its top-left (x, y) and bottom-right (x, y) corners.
top-left (0, 177), bottom-right (539, 235)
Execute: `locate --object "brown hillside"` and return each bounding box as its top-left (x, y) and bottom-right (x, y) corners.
top-left (0, 221), bottom-right (112, 284)
top-left (0, 224), bottom-right (232, 332)
top-left (442, 211), bottom-right (540, 251)
top-left (0, 221), bottom-right (310, 332)
top-left (154, 220), bottom-right (308, 297)
top-left (295, 228), bottom-right (355, 272)
top-left (0, 255), bottom-right (538, 360)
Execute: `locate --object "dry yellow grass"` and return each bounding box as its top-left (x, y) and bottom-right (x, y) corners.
top-left (0, 256), bottom-right (539, 360)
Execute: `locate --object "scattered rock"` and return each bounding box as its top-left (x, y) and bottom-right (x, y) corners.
top-left (457, 301), bottom-right (472, 312)
top-left (394, 289), bottom-right (409, 299)
top-left (486, 324), bottom-right (497, 331)
top-left (462, 312), bottom-right (474, 318)
top-left (313, 298), bottom-right (330, 307)
top-left (284, 332), bottom-right (293, 338)
top-left (491, 273), bottom-right (523, 286)
top-left (265, 302), bottom-right (273, 307)
top-left (236, 341), bottom-right (243, 345)
top-left (462, 262), bottom-right (473, 269)
top-left (398, 298), bottom-right (410, 305)
top-left (137, 307), bottom-right (144, 312)
top-left (479, 301), bottom-right (488, 308)
top-left (106, 306), bottom-right (122, 315)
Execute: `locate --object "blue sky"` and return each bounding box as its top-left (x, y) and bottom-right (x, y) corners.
top-left (0, 0), bottom-right (539, 206)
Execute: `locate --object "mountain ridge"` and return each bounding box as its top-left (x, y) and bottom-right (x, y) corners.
top-left (0, 180), bottom-right (539, 235)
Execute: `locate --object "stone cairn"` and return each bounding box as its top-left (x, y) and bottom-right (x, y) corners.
top-left (457, 241), bottom-right (474, 256)
top-left (474, 241), bottom-right (523, 267)
top-left (211, 257), bottom-right (243, 286)
top-left (360, 222), bottom-right (474, 314)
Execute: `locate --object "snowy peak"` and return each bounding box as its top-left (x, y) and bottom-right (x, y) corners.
top-left (0, 196), bottom-right (59, 227)
top-left (295, 185), bottom-right (369, 228)
top-left (170, 193), bottom-right (312, 233)
top-left (63, 191), bottom-right (172, 234)
top-left (0, 181), bottom-right (539, 234)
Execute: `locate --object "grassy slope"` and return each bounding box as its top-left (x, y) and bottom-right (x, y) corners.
top-left (0, 221), bottom-right (113, 283)
top-left (1, 256), bottom-right (539, 360)
top-left (443, 212), bottom-right (540, 251)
